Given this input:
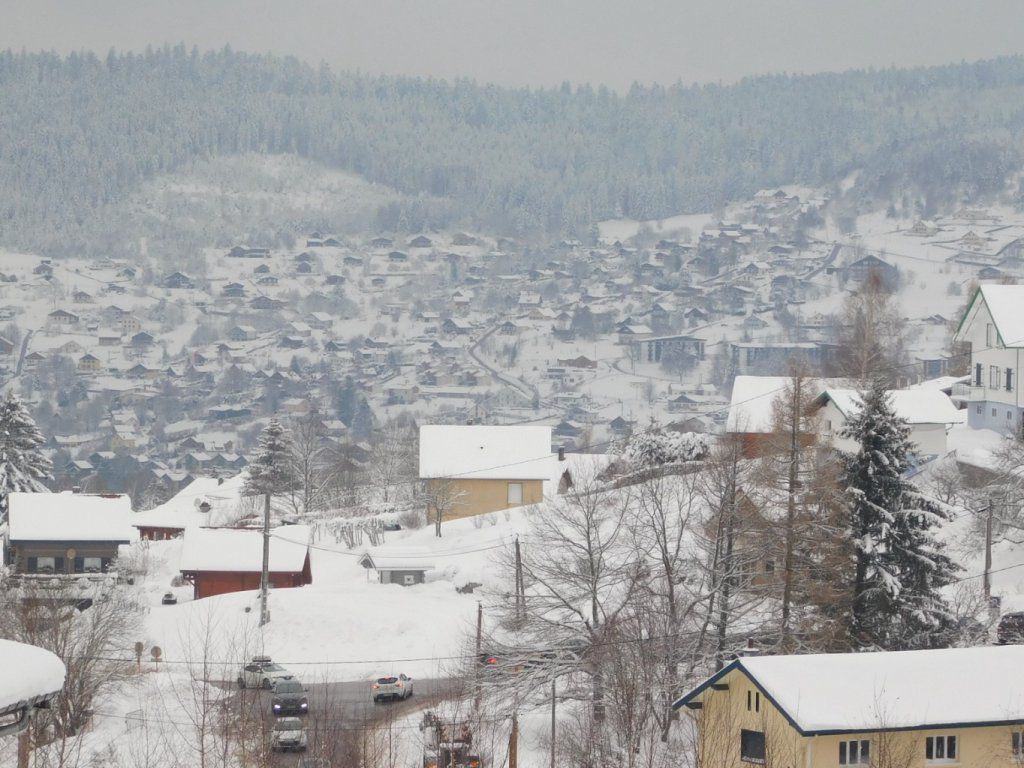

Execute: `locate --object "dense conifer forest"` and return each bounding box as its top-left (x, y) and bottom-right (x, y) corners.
top-left (2, 46), bottom-right (1024, 253)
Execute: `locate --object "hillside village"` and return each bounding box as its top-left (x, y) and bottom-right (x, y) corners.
top-left (4, 185), bottom-right (1024, 511)
top-left (6, 235), bottom-right (1024, 764)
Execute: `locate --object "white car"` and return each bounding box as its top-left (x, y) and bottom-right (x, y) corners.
top-left (271, 717), bottom-right (308, 752)
top-left (371, 673), bottom-right (414, 703)
top-left (238, 656), bottom-right (293, 689)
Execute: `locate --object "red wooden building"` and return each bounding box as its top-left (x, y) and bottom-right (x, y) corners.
top-left (179, 525), bottom-right (312, 600)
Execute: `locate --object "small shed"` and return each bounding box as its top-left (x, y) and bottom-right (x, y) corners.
top-left (359, 547), bottom-right (435, 586)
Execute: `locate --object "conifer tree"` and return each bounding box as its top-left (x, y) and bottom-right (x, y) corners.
top-left (841, 379), bottom-right (959, 650)
top-left (0, 391), bottom-right (52, 520)
top-left (244, 418), bottom-right (298, 625)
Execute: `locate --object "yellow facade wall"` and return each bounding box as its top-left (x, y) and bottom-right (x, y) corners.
top-left (427, 478), bottom-right (543, 521)
top-left (689, 666), bottom-right (1024, 768)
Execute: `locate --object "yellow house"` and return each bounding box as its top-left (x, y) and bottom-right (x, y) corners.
top-left (418, 425), bottom-right (552, 521)
top-left (673, 645), bottom-right (1024, 768)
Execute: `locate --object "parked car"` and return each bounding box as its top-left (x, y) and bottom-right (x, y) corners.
top-left (238, 656), bottom-right (293, 689)
top-left (161, 592), bottom-right (177, 605)
top-left (272, 678), bottom-right (309, 716)
top-left (271, 717), bottom-right (307, 752)
top-left (371, 673), bottom-right (414, 703)
top-left (998, 611), bottom-right (1024, 644)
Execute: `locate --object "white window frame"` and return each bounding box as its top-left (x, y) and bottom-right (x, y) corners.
top-left (990, 365), bottom-right (1000, 389)
top-left (507, 482), bottom-right (523, 505)
top-left (35, 556), bottom-right (56, 572)
top-left (925, 734), bottom-right (958, 764)
top-left (839, 739), bottom-right (870, 765)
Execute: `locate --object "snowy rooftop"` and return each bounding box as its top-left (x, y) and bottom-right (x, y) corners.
top-left (676, 645), bottom-right (1024, 734)
top-left (972, 284), bottom-right (1024, 347)
top-left (359, 546), bottom-right (436, 572)
top-left (822, 388), bottom-right (961, 425)
top-left (7, 492), bottom-right (135, 543)
top-left (725, 376), bottom-right (793, 433)
top-left (418, 425), bottom-right (553, 480)
top-left (0, 640), bottom-right (66, 712)
top-left (132, 475), bottom-right (247, 530)
top-left (179, 524), bottom-right (310, 573)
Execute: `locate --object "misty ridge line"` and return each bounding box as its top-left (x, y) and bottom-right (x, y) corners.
top-left (0, 45), bottom-right (1023, 254)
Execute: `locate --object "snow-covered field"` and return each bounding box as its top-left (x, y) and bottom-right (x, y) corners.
top-left (138, 508), bottom-right (533, 683)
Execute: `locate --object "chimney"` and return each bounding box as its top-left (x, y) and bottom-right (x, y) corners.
top-left (736, 637), bottom-right (762, 657)
top-left (557, 447), bottom-right (565, 462)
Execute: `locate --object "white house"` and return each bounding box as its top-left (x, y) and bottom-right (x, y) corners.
top-left (953, 284), bottom-right (1024, 434)
top-left (814, 388), bottom-right (961, 457)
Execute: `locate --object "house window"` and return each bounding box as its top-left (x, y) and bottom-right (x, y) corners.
top-left (402, 574), bottom-right (416, 586)
top-left (764, 560), bottom-right (775, 575)
top-left (975, 362), bottom-right (982, 386)
top-left (990, 365), bottom-right (1000, 389)
top-left (507, 482), bottom-right (523, 505)
top-left (1007, 368), bottom-right (1015, 392)
top-left (746, 689), bottom-right (761, 712)
top-left (925, 735), bottom-right (957, 763)
top-left (82, 557), bottom-right (102, 573)
top-left (993, 408), bottom-right (998, 418)
top-left (740, 729), bottom-right (765, 764)
top-left (33, 556), bottom-right (57, 573)
top-left (976, 405), bottom-right (983, 415)
top-left (839, 739), bottom-right (870, 765)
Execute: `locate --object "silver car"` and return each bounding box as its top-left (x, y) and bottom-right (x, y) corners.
top-left (238, 656), bottom-right (293, 689)
top-left (271, 717), bottom-right (308, 752)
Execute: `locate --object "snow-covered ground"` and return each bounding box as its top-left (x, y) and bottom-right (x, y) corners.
top-left (137, 507), bottom-right (535, 683)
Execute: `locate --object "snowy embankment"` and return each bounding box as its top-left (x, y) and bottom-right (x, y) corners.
top-left (138, 507), bottom-right (535, 683)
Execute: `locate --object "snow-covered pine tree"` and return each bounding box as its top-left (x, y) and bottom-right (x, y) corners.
top-left (0, 391), bottom-right (53, 520)
top-left (840, 379), bottom-right (959, 650)
top-left (243, 417), bottom-right (298, 499)
top-left (244, 418), bottom-right (299, 625)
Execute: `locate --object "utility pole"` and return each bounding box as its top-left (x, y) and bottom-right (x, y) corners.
top-left (983, 499), bottom-right (994, 603)
top-left (260, 491), bottom-right (271, 625)
top-left (514, 536), bottom-right (524, 623)
top-left (17, 729), bottom-right (29, 768)
top-left (508, 712), bottom-right (518, 768)
top-left (550, 674), bottom-right (556, 768)
top-left (474, 602), bottom-right (483, 711)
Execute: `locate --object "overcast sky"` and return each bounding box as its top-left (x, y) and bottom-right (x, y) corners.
top-left (4, 0), bottom-right (1023, 90)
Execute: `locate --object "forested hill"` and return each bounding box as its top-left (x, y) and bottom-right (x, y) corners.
top-left (2, 46), bottom-right (1024, 254)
